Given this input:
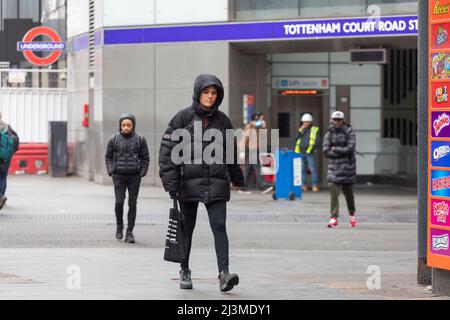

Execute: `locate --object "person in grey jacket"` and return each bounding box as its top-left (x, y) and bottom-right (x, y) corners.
top-left (322, 111), bottom-right (357, 229)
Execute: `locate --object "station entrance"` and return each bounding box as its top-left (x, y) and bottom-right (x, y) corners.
top-left (229, 35), bottom-right (418, 187)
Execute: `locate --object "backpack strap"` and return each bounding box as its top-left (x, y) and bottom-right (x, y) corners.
top-left (138, 134), bottom-right (142, 152)
top-left (114, 133), bottom-right (142, 152)
top-left (112, 133), bottom-right (119, 164)
top-left (113, 133), bottom-right (119, 151)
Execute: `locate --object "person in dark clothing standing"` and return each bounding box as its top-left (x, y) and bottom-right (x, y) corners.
top-left (105, 114), bottom-right (150, 243)
top-left (322, 111), bottom-right (357, 229)
top-left (294, 113), bottom-right (321, 193)
top-left (159, 74), bottom-right (244, 293)
top-left (0, 112), bottom-right (19, 210)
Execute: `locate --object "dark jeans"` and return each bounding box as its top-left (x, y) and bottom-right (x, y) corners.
top-left (329, 183), bottom-right (356, 218)
top-left (301, 153), bottom-right (318, 187)
top-left (180, 200), bottom-right (229, 273)
top-left (113, 174), bottom-right (142, 232)
top-left (244, 157), bottom-right (270, 190)
top-left (0, 159), bottom-right (11, 197)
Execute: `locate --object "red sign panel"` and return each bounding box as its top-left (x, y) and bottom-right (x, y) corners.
top-left (431, 0), bottom-right (450, 21)
top-left (432, 82), bottom-right (450, 108)
top-left (432, 22), bottom-right (450, 49)
top-left (18, 26), bottom-right (64, 66)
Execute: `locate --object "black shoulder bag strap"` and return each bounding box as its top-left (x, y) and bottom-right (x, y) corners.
top-left (173, 198), bottom-right (184, 220)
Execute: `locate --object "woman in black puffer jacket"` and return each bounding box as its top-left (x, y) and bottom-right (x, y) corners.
top-left (159, 74), bottom-right (244, 293)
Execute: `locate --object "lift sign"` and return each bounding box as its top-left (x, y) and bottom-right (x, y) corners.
top-left (17, 26), bottom-right (66, 66)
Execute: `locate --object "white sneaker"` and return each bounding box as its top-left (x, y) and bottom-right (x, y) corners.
top-left (327, 217), bottom-right (339, 228)
top-left (261, 186), bottom-right (274, 195)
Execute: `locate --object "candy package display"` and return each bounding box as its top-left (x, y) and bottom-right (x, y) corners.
top-left (432, 52), bottom-right (450, 79)
top-left (433, 24), bottom-right (450, 49)
top-left (435, 84), bottom-right (448, 104)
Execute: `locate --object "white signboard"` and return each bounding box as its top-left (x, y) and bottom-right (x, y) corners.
top-left (273, 77), bottom-right (330, 90)
top-left (8, 71), bottom-right (27, 84)
top-left (293, 157), bottom-right (302, 187)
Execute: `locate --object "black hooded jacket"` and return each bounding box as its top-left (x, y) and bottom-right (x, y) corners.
top-left (322, 123), bottom-right (357, 184)
top-left (159, 74), bottom-right (244, 203)
top-left (105, 113), bottom-right (150, 177)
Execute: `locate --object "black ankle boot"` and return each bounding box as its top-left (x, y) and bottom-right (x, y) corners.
top-left (124, 231), bottom-right (135, 243)
top-left (180, 268), bottom-right (193, 290)
top-left (0, 196), bottom-right (7, 210)
top-left (115, 225), bottom-right (124, 240)
top-left (219, 269), bottom-right (239, 293)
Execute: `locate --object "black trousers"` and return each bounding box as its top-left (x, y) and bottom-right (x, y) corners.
top-left (180, 200), bottom-right (229, 273)
top-left (113, 174), bottom-right (142, 232)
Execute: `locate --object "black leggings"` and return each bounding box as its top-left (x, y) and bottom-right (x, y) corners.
top-left (180, 200), bottom-right (229, 273)
top-left (113, 174), bottom-right (142, 232)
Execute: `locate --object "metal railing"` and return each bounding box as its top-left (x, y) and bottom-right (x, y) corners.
top-left (0, 69), bottom-right (67, 90)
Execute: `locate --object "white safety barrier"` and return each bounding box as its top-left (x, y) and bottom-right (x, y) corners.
top-left (0, 69), bottom-right (67, 143)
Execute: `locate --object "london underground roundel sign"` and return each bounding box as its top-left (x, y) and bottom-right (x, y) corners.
top-left (17, 26), bottom-right (66, 67)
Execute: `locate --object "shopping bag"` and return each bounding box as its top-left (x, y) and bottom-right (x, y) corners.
top-left (164, 199), bottom-right (187, 263)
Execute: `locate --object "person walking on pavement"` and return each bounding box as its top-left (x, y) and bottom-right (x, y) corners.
top-left (322, 111), bottom-right (357, 228)
top-left (0, 113), bottom-right (19, 210)
top-left (105, 113), bottom-right (150, 243)
top-left (294, 113), bottom-right (321, 193)
top-left (159, 74), bottom-right (244, 293)
top-left (238, 113), bottom-right (274, 195)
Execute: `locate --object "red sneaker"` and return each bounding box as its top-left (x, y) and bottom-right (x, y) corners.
top-left (350, 216), bottom-right (357, 228)
top-left (327, 217), bottom-right (338, 228)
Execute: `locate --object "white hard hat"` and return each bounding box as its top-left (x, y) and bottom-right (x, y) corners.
top-left (331, 111), bottom-right (345, 120)
top-left (301, 113), bottom-right (314, 122)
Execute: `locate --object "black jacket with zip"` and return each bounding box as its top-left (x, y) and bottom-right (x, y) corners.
top-left (158, 75), bottom-right (244, 203)
top-left (322, 123), bottom-right (357, 184)
top-left (105, 113), bottom-right (150, 177)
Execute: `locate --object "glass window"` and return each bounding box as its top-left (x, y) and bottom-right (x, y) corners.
top-left (1, 0), bottom-right (18, 30)
top-left (234, 0), bottom-right (300, 21)
top-left (41, 0), bottom-right (58, 13)
top-left (367, 0), bottom-right (418, 15)
top-left (2, 0), bottom-right (18, 19)
top-left (41, 2), bottom-right (66, 40)
top-left (232, 0), bottom-right (418, 21)
top-left (19, 0), bottom-right (40, 22)
top-left (300, 0), bottom-right (365, 18)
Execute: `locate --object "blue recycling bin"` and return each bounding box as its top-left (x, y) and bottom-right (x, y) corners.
top-left (273, 149), bottom-right (302, 201)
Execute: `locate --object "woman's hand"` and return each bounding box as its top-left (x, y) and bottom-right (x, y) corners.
top-left (231, 183), bottom-right (240, 192)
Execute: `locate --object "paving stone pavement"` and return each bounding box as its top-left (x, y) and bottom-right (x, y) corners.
top-left (0, 176), bottom-right (444, 300)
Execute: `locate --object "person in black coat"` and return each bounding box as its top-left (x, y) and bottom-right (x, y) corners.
top-left (159, 74), bottom-right (244, 293)
top-left (105, 113), bottom-right (150, 243)
top-left (322, 111), bottom-right (357, 229)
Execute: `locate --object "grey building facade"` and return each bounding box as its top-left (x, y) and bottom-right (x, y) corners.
top-left (67, 0), bottom-right (419, 186)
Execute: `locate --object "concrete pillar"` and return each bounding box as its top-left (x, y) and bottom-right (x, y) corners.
top-left (432, 269), bottom-right (450, 295)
